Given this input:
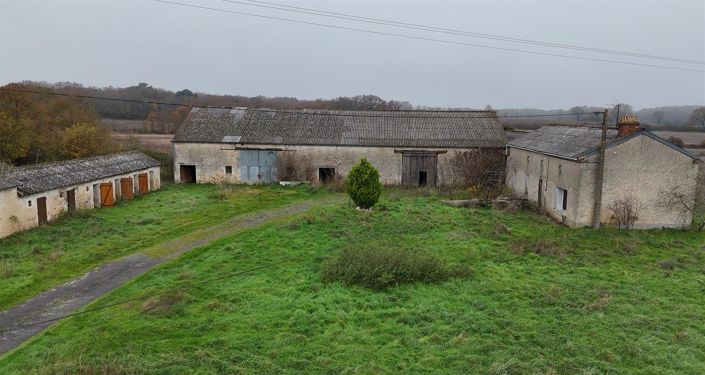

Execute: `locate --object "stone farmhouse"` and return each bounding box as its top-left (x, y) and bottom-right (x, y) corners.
top-left (0, 152), bottom-right (161, 239)
top-left (172, 107), bottom-right (506, 186)
top-left (507, 116), bottom-right (703, 229)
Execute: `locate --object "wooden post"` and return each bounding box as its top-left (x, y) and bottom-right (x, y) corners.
top-left (593, 109), bottom-right (609, 228)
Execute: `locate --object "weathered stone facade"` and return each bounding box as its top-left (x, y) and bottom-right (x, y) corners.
top-left (172, 107), bottom-right (507, 186)
top-left (173, 142), bottom-right (486, 185)
top-left (508, 132), bottom-right (702, 229)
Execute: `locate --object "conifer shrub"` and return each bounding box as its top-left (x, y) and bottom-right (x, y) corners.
top-left (345, 158), bottom-right (382, 209)
top-left (321, 247), bottom-right (465, 290)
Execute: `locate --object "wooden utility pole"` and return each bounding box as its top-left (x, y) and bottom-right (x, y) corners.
top-left (593, 109), bottom-right (609, 228)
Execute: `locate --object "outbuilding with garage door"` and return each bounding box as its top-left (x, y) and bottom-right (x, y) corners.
top-left (0, 152), bottom-right (161, 239)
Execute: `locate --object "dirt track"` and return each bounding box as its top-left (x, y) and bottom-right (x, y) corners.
top-left (0, 197), bottom-right (339, 355)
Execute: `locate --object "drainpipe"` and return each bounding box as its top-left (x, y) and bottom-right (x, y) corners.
top-left (592, 109), bottom-right (609, 229)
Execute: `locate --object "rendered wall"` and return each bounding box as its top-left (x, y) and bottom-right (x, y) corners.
top-left (507, 135), bottom-right (701, 229)
top-left (506, 147), bottom-right (584, 226)
top-left (0, 166), bottom-right (161, 239)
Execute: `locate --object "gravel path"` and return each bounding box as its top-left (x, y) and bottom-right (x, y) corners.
top-left (0, 197), bottom-right (337, 355)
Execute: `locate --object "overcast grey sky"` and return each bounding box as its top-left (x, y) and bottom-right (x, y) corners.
top-left (1, 0), bottom-right (703, 109)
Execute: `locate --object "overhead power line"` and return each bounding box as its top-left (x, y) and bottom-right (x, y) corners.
top-left (226, 0), bottom-right (704, 66)
top-left (152, 0), bottom-right (704, 73)
top-left (0, 88), bottom-right (605, 119)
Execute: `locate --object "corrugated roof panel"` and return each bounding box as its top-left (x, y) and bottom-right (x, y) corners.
top-left (173, 107), bottom-right (505, 148)
top-left (508, 125), bottom-right (619, 159)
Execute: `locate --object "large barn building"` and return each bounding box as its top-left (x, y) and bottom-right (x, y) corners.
top-left (172, 107), bottom-right (506, 186)
top-left (507, 116), bottom-right (703, 229)
top-left (0, 152), bottom-right (161, 239)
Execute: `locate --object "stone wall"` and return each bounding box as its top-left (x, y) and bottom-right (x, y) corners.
top-left (173, 142), bottom-right (486, 186)
top-left (507, 134), bottom-right (701, 229)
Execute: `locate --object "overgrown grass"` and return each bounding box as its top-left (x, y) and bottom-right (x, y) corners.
top-left (1, 192), bottom-right (704, 373)
top-left (321, 246), bottom-right (469, 290)
top-left (0, 183), bottom-right (327, 310)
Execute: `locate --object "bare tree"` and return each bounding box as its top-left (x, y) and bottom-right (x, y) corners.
top-left (450, 149), bottom-right (506, 201)
top-left (689, 106), bottom-right (705, 131)
top-left (608, 195), bottom-right (641, 229)
top-left (658, 183), bottom-right (704, 231)
top-left (570, 106), bottom-right (587, 121)
top-left (276, 152), bottom-right (315, 182)
top-left (653, 110), bottom-right (665, 126)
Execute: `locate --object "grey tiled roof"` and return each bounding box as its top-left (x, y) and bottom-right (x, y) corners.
top-left (0, 152), bottom-right (161, 196)
top-left (0, 176), bottom-right (20, 190)
top-left (173, 107), bottom-right (506, 148)
top-left (508, 125), bottom-right (618, 159)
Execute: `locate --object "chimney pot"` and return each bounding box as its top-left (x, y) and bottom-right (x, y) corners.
top-left (617, 115), bottom-right (640, 137)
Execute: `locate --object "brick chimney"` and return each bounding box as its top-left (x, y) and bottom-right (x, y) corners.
top-left (617, 115), bottom-right (641, 137)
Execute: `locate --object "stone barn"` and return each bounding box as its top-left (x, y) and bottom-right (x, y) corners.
top-left (172, 107), bottom-right (506, 185)
top-left (0, 152), bottom-right (161, 239)
top-left (506, 116), bottom-right (703, 229)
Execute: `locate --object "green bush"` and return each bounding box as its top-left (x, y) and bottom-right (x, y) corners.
top-left (321, 247), bottom-right (462, 290)
top-left (345, 158), bottom-right (382, 209)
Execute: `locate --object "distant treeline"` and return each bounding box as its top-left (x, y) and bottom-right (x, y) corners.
top-left (1, 80), bottom-right (703, 166)
top-left (496, 104), bottom-right (705, 131)
top-left (5, 81), bottom-right (416, 134)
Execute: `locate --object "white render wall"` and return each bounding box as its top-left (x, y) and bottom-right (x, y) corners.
top-left (173, 142), bottom-right (483, 185)
top-left (506, 147), bottom-right (585, 227)
top-left (598, 135), bottom-right (699, 229)
top-left (0, 166), bottom-right (160, 239)
top-left (507, 134), bottom-right (701, 229)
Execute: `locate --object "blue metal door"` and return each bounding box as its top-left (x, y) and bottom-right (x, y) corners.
top-left (240, 150), bottom-right (277, 183)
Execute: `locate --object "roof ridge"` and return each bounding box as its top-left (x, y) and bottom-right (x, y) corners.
top-left (9, 151), bottom-right (148, 173)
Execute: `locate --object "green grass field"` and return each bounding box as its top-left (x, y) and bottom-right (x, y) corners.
top-left (0, 184), bottom-right (324, 310)
top-left (1, 187), bottom-right (704, 374)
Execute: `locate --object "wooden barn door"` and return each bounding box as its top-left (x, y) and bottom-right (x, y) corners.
top-left (120, 178), bottom-right (134, 200)
top-left (66, 189), bottom-right (76, 213)
top-left (37, 197), bottom-right (48, 225)
top-left (100, 183), bottom-right (115, 207)
top-left (401, 152), bottom-right (438, 186)
top-left (138, 173), bottom-right (149, 194)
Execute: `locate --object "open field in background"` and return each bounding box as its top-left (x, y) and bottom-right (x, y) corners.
top-left (101, 118), bottom-right (151, 132)
top-left (654, 131), bottom-right (705, 156)
top-left (111, 132), bottom-right (174, 154)
top-left (1, 187), bottom-right (704, 374)
top-left (654, 131), bottom-right (705, 146)
top-left (0, 184), bottom-right (328, 310)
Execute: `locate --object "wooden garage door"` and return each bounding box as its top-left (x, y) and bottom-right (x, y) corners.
top-left (138, 173), bottom-right (149, 194)
top-left (120, 178), bottom-right (134, 200)
top-left (37, 197), bottom-right (48, 225)
top-left (401, 152), bottom-right (438, 186)
top-left (240, 150), bottom-right (277, 183)
top-left (100, 183), bottom-right (115, 207)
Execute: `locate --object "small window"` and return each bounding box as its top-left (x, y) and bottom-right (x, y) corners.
top-left (86, 186), bottom-right (90, 191)
top-left (555, 187), bottom-right (568, 211)
top-left (225, 166), bottom-right (233, 174)
top-left (59, 192), bottom-right (63, 198)
top-left (28, 200), bottom-right (32, 207)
